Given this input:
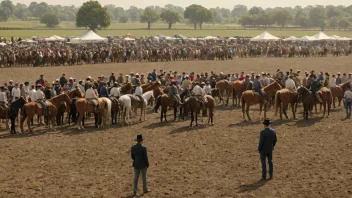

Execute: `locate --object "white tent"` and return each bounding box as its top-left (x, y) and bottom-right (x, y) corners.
top-left (283, 36), bottom-right (298, 41)
top-left (185, 38), bottom-right (197, 41)
top-left (330, 35), bottom-right (352, 41)
top-left (165, 36), bottom-right (177, 41)
top-left (51, 35), bottom-right (66, 41)
top-left (71, 30), bottom-right (108, 43)
top-left (124, 37), bottom-right (135, 41)
top-left (313, 32), bottom-right (333, 40)
top-left (250, 31), bottom-right (280, 41)
top-left (21, 39), bottom-right (38, 43)
top-left (204, 36), bottom-right (217, 40)
top-left (227, 37), bottom-right (237, 40)
top-left (298, 36), bottom-right (317, 41)
top-left (0, 42), bottom-right (6, 46)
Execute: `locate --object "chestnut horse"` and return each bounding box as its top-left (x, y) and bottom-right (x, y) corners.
top-left (274, 89), bottom-right (298, 119)
top-left (20, 94), bottom-right (72, 133)
top-left (75, 97), bottom-right (112, 130)
top-left (314, 87), bottom-right (332, 118)
top-left (215, 80), bottom-right (232, 105)
top-left (330, 82), bottom-right (351, 108)
top-left (120, 82), bottom-right (133, 95)
top-left (297, 86), bottom-right (314, 120)
top-left (228, 80), bottom-right (252, 106)
top-left (241, 81), bottom-right (282, 121)
top-left (182, 95), bottom-right (216, 127)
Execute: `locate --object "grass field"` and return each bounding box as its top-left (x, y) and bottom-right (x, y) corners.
top-left (0, 21), bottom-right (352, 39)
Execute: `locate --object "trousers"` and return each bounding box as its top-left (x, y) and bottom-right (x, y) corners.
top-left (260, 152), bottom-right (273, 178)
top-left (345, 98), bottom-right (352, 118)
top-left (133, 168), bottom-right (147, 193)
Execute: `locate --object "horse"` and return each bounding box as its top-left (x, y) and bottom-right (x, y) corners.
top-left (297, 86), bottom-right (314, 120)
top-left (0, 102), bottom-right (9, 130)
top-left (330, 82), bottom-right (351, 108)
top-left (215, 80), bottom-right (232, 104)
top-left (182, 95), bottom-right (215, 127)
top-left (56, 88), bottom-right (84, 126)
top-left (109, 96), bottom-right (120, 125)
top-left (274, 89), bottom-right (298, 119)
top-left (118, 95), bottom-right (132, 125)
top-left (20, 94), bottom-right (72, 133)
top-left (75, 97), bottom-right (111, 130)
top-left (211, 88), bottom-right (223, 104)
top-left (126, 91), bottom-right (154, 122)
top-left (7, 97), bottom-right (27, 135)
top-left (229, 80), bottom-right (251, 106)
top-left (119, 82), bottom-right (133, 95)
top-left (241, 81), bottom-right (282, 121)
top-left (315, 87), bottom-right (332, 118)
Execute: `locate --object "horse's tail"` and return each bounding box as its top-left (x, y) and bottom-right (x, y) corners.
top-left (153, 95), bottom-right (162, 113)
top-left (105, 98), bottom-right (112, 125)
top-left (274, 91), bottom-right (281, 116)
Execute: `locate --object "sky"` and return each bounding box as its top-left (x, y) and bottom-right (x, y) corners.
top-left (12, 0), bottom-right (351, 9)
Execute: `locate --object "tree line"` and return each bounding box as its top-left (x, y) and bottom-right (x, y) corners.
top-left (0, 0), bottom-right (352, 31)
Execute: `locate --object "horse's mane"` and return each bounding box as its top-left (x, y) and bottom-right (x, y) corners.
top-left (48, 93), bottom-right (69, 106)
top-left (263, 81), bottom-right (281, 91)
top-left (340, 81), bottom-right (351, 89)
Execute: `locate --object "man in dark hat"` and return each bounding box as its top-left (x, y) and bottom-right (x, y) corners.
top-left (60, 74), bottom-right (67, 87)
top-left (253, 74), bottom-right (266, 104)
top-left (131, 134), bottom-right (150, 196)
top-left (168, 79), bottom-right (182, 117)
top-left (36, 74), bottom-right (45, 87)
top-left (258, 118), bottom-right (277, 180)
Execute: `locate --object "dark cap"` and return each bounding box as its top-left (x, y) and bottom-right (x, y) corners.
top-left (135, 134), bottom-right (144, 142)
top-left (263, 118), bottom-right (272, 125)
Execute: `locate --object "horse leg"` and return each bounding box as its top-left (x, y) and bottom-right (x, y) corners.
top-left (139, 108), bottom-right (143, 122)
top-left (173, 106), bottom-right (177, 121)
top-left (327, 100), bottom-right (331, 118)
top-left (164, 109), bottom-right (167, 122)
top-left (246, 103), bottom-right (251, 121)
top-left (27, 115), bottom-right (33, 133)
top-left (322, 102), bottom-right (326, 118)
top-left (291, 103), bottom-right (296, 119)
top-left (160, 107), bottom-right (163, 123)
top-left (77, 112), bottom-right (84, 130)
top-left (189, 109), bottom-right (194, 128)
top-left (283, 104), bottom-right (288, 119)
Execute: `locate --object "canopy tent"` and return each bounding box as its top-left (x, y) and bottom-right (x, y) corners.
top-left (330, 35), bottom-right (352, 41)
top-left (175, 34), bottom-right (187, 39)
top-left (250, 31), bottom-right (280, 41)
top-left (227, 37), bottom-right (237, 40)
top-left (124, 37), bottom-right (135, 41)
top-left (0, 42), bottom-right (6, 46)
top-left (44, 36), bottom-right (57, 42)
top-left (70, 30), bottom-right (108, 43)
top-left (51, 35), bottom-right (66, 41)
top-left (21, 39), bottom-right (38, 43)
top-left (185, 38), bottom-right (197, 41)
top-left (312, 32), bottom-right (333, 40)
top-left (283, 36), bottom-right (298, 41)
top-left (298, 36), bottom-right (317, 41)
top-left (165, 36), bottom-right (177, 41)
top-left (204, 36), bottom-right (217, 40)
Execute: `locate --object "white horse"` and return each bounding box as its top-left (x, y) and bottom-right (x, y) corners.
top-left (118, 95), bottom-right (132, 125)
top-left (128, 90), bottom-right (154, 122)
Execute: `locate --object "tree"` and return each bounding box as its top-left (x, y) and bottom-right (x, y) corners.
top-left (119, 16), bottom-right (128, 23)
top-left (76, 1), bottom-right (110, 31)
top-left (273, 10), bottom-right (293, 28)
top-left (40, 12), bottom-right (59, 27)
top-left (239, 15), bottom-right (255, 28)
top-left (338, 17), bottom-right (350, 30)
top-left (327, 6), bottom-right (342, 19)
top-left (140, 8), bottom-right (159, 29)
top-left (128, 6), bottom-right (141, 22)
top-left (248, 6), bottom-right (263, 15)
top-left (329, 17), bottom-right (339, 29)
top-left (113, 7), bottom-right (124, 20)
top-left (297, 16), bottom-right (310, 28)
top-left (14, 3), bottom-right (29, 20)
top-left (160, 10), bottom-right (181, 29)
top-left (231, 5), bottom-right (248, 17)
top-left (0, 0), bottom-right (14, 21)
top-left (184, 4), bottom-right (213, 30)
top-left (309, 6), bottom-right (327, 28)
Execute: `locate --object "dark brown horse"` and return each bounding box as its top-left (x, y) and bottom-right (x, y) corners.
top-left (120, 82), bottom-right (133, 95)
top-left (20, 94), bottom-right (72, 133)
top-left (274, 89), bottom-right (298, 119)
top-left (330, 82), bottom-right (351, 108)
top-left (215, 80), bottom-right (232, 105)
top-left (241, 81), bottom-right (282, 121)
top-left (183, 95), bottom-right (216, 127)
top-left (109, 96), bottom-right (119, 124)
top-left (297, 86), bottom-right (314, 120)
top-left (228, 80), bottom-right (251, 106)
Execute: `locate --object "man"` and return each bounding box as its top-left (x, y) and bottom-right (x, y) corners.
top-left (99, 83), bottom-right (109, 98)
top-left (29, 84), bottom-right (36, 102)
top-left (317, 72), bottom-right (324, 85)
top-left (36, 75), bottom-right (45, 87)
top-left (109, 73), bottom-right (116, 87)
top-left (168, 79), bottom-right (182, 107)
top-left (23, 82), bottom-right (30, 100)
top-left (182, 75), bottom-right (192, 90)
top-left (258, 118), bottom-right (277, 180)
top-left (135, 73), bottom-right (141, 85)
top-left (262, 73), bottom-right (270, 87)
top-left (336, 72), bottom-right (342, 85)
top-left (131, 134), bottom-right (150, 196)
top-left (348, 73), bottom-right (352, 83)
top-left (11, 82), bottom-right (21, 100)
top-left (330, 74), bottom-right (337, 89)
top-left (250, 72), bottom-right (255, 82)
top-left (151, 69), bottom-right (157, 81)
top-left (134, 81), bottom-right (144, 105)
top-left (59, 74), bottom-right (67, 87)
top-left (77, 80), bottom-right (85, 95)
top-left (310, 75), bottom-right (322, 103)
top-left (130, 73), bottom-right (137, 86)
top-left (285, 75), bottom-right (296, 92)
top-left (84, 77), bottom-right (91, 92)
top-left (35, 84), bottom-right (47, 116)
top-left (253, 74), bottom-right (266, 104)
top-left (8, 80), bottom-right (14, 99)
top-left (342, 73), bottom-right (348, 83)
top-left (343, 85), bottom-right (352, 119)
top-left (85, 84), bottom-right (99, 113)
top-left (110, 82), bottom-right (121, 98)
top-left (0, 86), bottom-right (8, 111)
top-left (302, 72), bottom-right (309, 87)
top-left (192, 82), bottom-right (206, 108)
top-left (117, 73), bottom-right (124, 84)
top-left (204, 81), bottom-right (212, 95)
top-left (295, 70), bottom-right (302, 86)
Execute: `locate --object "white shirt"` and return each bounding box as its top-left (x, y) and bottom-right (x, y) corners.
top-left (110, 87), bottom-right (121, 97)
top-left (134, 86), bottom-right (143, 96)
top-left (29, 89), bottom-right (37, 101)
top-left (204, 85), bottom-right (211, 95)
top-left (35, 90), bottom-right (44, 100)
top-left (78, 85), bottom-right (85, 94)
top-left (11, 87), bottom-right (21, 98)
top-left (192, 85), bottom-right (204, 95)
top-left (24, 86), bottom-right (30, 96)
top-left (85, 88), bottom-right (97, 99)
top-left (330, 78), bottom-right (336, 88)
top-left (344, 90), bottom-right (352, 99)
top-left (0, 92), bottom-right (7, 102)
top-left (285, 79), bottom-right (296, 89)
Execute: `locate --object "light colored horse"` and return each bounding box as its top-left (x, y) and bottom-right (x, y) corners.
top-left (118, 95), bottom-right (132, 125)
top-left (127, 90), bottom-right (154, 122)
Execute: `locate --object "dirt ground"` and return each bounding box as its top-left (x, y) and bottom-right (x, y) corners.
top-left (0, 57), bottom-right (352, 198)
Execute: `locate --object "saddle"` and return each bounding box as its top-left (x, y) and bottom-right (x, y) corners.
top-left (0, 103), bottom-right (8, 112)
top-left (87, 98), bottom-right (99, 106)
top-left (135, 95), bottom-right (146, 107)
top-left (253, 91), bottom-right (260, 96)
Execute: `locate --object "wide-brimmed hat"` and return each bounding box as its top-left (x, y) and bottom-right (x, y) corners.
top-left (201, 82), bottom-right (205, 85)
top-left (36, 84), bottom-right (42, 87)
top-left (263, 118), bottom-right (272, 125)
top-left (256, 74), bottom-right (260, 77)
top-left (135, 134), bottom-right (144, 142)
top-left (0, 85), bottom-right (5, 89)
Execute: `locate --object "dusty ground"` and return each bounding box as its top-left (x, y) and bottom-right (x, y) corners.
top-left (0, 57), bottom-right (352, 198)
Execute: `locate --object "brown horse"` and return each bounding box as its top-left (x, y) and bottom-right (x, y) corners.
top-left (141, 81), bottom-right (161, 92)
top-left (205, 95), bottom-right (215, 125)
top-left (20, 94), bottom-right (72, 133)
top-left (183, 95), bottom-right (215, 127)
top-left (241, 81), bottom-right (282, 121)
top-left (315, 87), bottom-right (332, 118)
top-left (57, 88), bottom-right (84, 126)
top-left (228, 80), bottom-right (251, 106)
top-left (297, 86), bottom-right (314, 120)
top-left (109, 96), bottom-right (119, 124)
top-left (120, 82), bottom-right (133, 95)
top-left (330, 82), bottom-right (351, 108)
top-left (274, 89), bottom-right (298, 119)
top-left (215, 80), bottom-right (231, 105)
top-left (0, 104), bottom-right (9, 129)
top-left (75, 97), bottom-right (112, 130)
top-left (211, 88), bottom-right (223, 104)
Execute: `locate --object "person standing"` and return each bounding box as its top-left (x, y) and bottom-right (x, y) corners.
top-left (11, 82), bottom-right (21, 100)
top-left (336, 72), bottom-right (342, 85)
top-left (343, 85), bottom-right (352, 119)
top-left (131, 134), bottom-right (150, 196)
top-left (258, 118), bottom-right (277, 180)
top-left (330, 74), bottom-right (336, 89)
top-left (28, 84), bottom-right (37, 102)
top-left (59, 74), bottom-right (67, 87)
top-left (341, 73), bottom-right (347, 83)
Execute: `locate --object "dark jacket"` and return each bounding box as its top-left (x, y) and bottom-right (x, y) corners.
top-left (151, 72), bottom-right (157, 81)
top-left (59, 77), bottom-right (67, 87)
top-left (99, 86), bottom-right (109, 98)
top-left (168, 85), bottom-right (178, 97)
top-left (310, 80), bottom-right (321, 93)
top-left (253, 79), bottom-right (262, 92)
top-left (131, 143), bottom-right (149, 169)
top-left (258, 128), bottom-right (277, 153)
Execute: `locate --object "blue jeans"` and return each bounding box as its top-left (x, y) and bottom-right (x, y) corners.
top-left (134, 168), bottom-right (147, 193)
top-left (345, 99), bottom-right (352, 118)
top-left (260, 152), bottom-right (273, 178)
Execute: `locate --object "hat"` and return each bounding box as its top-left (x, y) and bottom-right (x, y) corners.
top-left (126, 75), bottom-right (129, 77)
top-left (201, 82), bottom-right (205, 85)
top-left (246, 74), bottom-right (250, 77)
top-left (69, 77), bottom-right (73, 80)
top-left (111, 72), bottom-right (114, 74)
top-left (251, 72), bottom-right (255, 74)
top-left (206, 81), bottom-right (210, 84)
top-left (114, 82), bottom-right (118, 85)
top-left (297, 70), bottom-right (301, 72)
top-left (262, 118), bottom-right (272, 125)
top-left (40, 74), bottom-right (44, 76)
top-left (24, 82), bottom-right (29, 84)
top-left (135, 134), bottom-right (144, 142)
top-left (337, 72), bottom-right (341, 75)
top-left (62, 73), bottom-right (65, 75)
top-left (185, 75), bottom-right (189, 78)
top-left (9, 80), bottom-right (13, 82)
top-left (256, 74), bottom-right (260, 77)
top-left (320, 72), bottom-right (323, 74)
top-left (171, 79), bottom-right (177, 84)
top-left (0, 85), bottom-right (4, 89)
top-left (349, 72), bottom-right (352, 75)
top-left (136, 73), bottom-right (139, 76)
top-left (36, 84), bottom-right (42, 87)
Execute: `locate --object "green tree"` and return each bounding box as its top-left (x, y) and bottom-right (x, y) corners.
top-left (40, 12), bottom-right (59, 27)
top-left (14, 3), bottom-right (29, 20)
top-left (231, 4), bottom-right (248, 17)
top-left (273, 10), bottom-right (293, 28)
top-left (329, 17), bottom-right (339, 29)
top-left (128, 6), bottom-right (141, 22)
top-left (248, 6), bottom-right (263, 15)
top-left (184, 4), bottom-right (213, 30)
top-left (239, 15), bottom-right (255, 28)
top-left (327, 6), bottom-right (342, 19)
top-left (76, 1), bottom-right (110, 31)
top-left (140, 8), bottom-right (159, 29)
top-left (309, 6), bottom-right (327, 28)
top-left (119, 16), bottom-right (128, 23)
top-left (338, 17), bottom-right (350, 30)
top-left (0, 0), bottom-right (14, 21)
top-left (113, 7), bottom-right (124, 19)
top-left (160, 10), bottom-right (181, 29)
